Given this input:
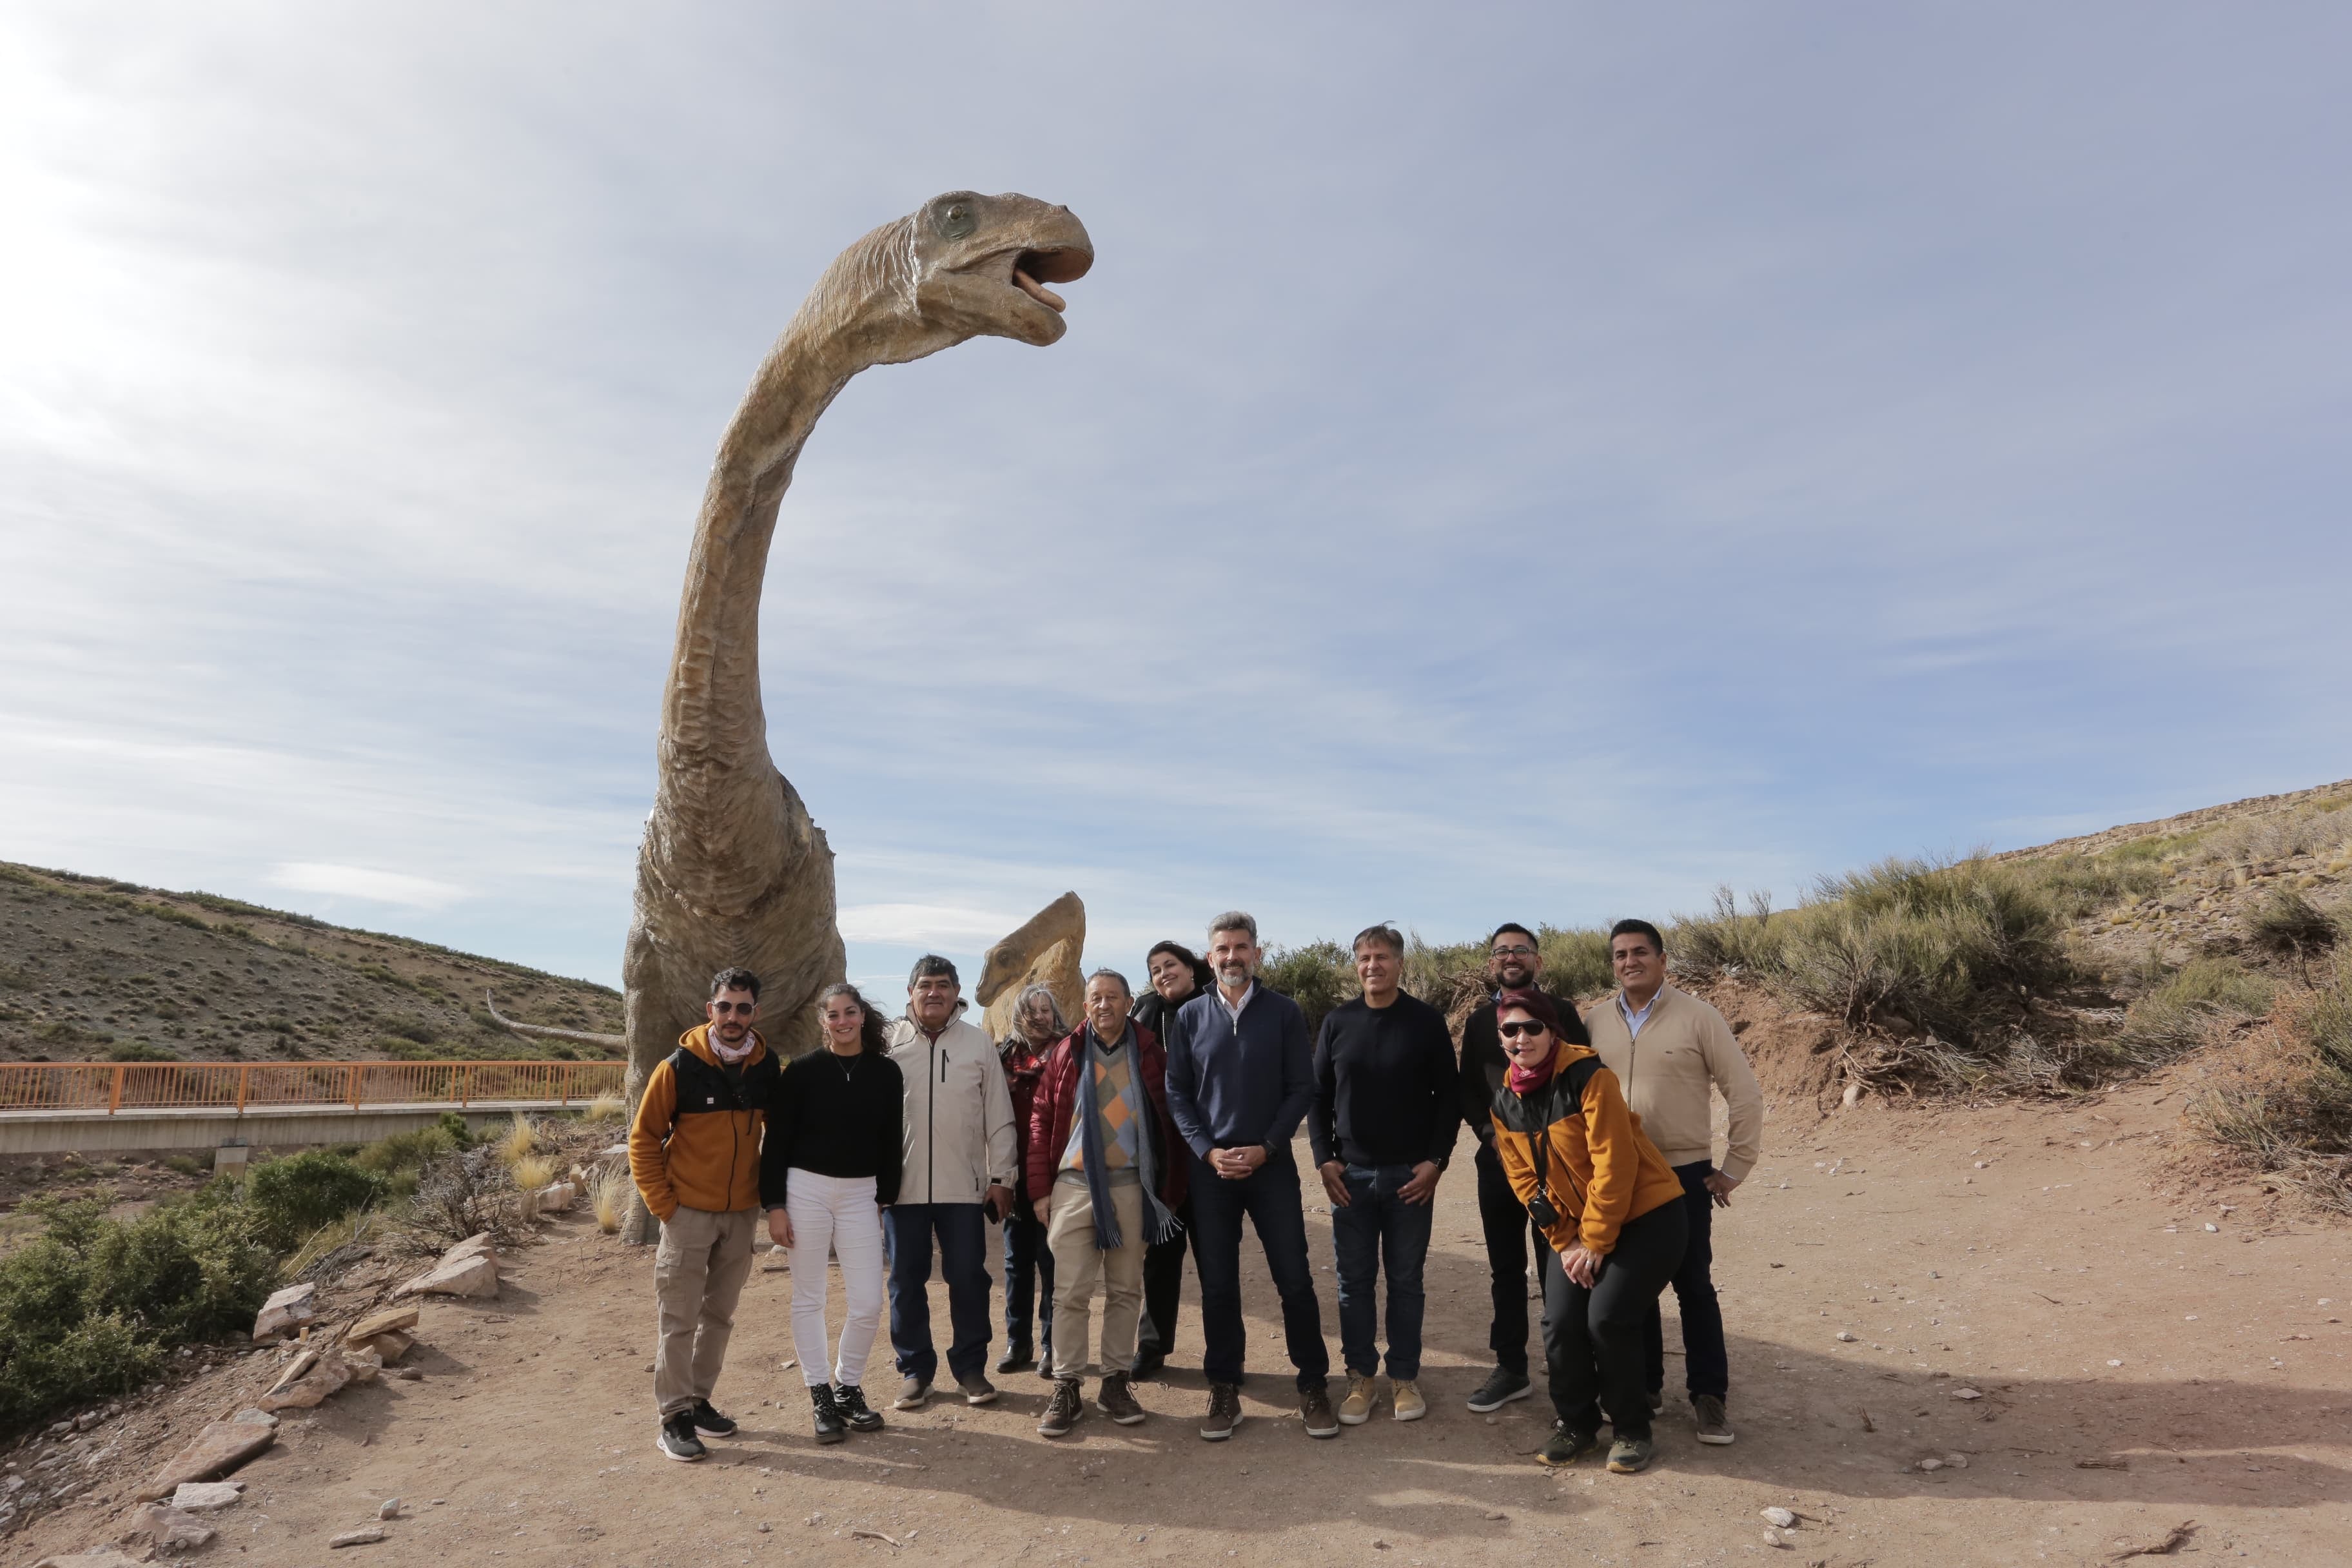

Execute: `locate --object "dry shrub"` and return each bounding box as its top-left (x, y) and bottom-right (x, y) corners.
top-left (2192, 953), bottom-right (2352, 1212)
top-left (2111, 956), bottom-right (2274, 1068)
top-left (511, 1153), bottom-right (557, 1191)
top-left (2247, 889), bottom-right (2342, 978)
top-left (587, 1167), bottom-right (628, 1235)
top-left (582, 1090), bottom-right (626, 1124)
top-left (410, 1146), bottom-right (518, 1248)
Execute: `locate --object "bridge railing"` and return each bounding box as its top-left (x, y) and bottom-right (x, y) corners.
top-left (0, 1061), bottom-right (627, 1115)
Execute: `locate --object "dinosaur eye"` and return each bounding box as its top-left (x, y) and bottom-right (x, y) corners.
top-left (932, 199), bottom-right (976, 240)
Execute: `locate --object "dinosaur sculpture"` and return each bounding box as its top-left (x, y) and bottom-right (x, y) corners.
top-left (975, 890), bottom-right (1086, 1042)
top-left (618, 192), bottom-right (1092, 1242)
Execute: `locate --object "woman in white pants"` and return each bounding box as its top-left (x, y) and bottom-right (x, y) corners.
top-left (761, 982), bottom-right (904, 1444)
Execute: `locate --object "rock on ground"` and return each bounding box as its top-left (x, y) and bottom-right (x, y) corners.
top-left (168, 1482), bottom-right (245, 1511)
top-left (137, 1421), bottom-right (276, 1501)
top-left (329, 1525), bottom-right (389, 1547)
top-left (128, 1504), bottom-right (215, 1552)
top-left (396, 1235), bottom-right (500, 1299)
top-left (344, 1305), bottom-right (420, 1342)
top-left (33, 1547), bottom-right (146, 1568)
top-left (251, 1282), bottom-right (318, 1340)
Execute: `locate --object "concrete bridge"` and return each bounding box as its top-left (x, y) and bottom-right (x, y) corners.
top-left (0, 1060), bottom-right (624, 1157)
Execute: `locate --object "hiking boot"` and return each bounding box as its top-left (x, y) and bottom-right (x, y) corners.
top-left (1391, 1378), bottom-right (1427, 1422)
top-left (1039, 1378), bottom-right (1083, 1438)
top-left (1538, 1420), bottom-right (1600, 1467)
top-left (1467, 1365), bottom-right (1533, 1413)
top-left (892, 1375), bottom-right (930, 1411)
top-left (1299, 1380), bottom-right (1340, 1438)
top-left (957, 1373), bottom-right (999, 1406)
top-left (833, 1384), bottom-right (883, 1433)
top-left (995, 1342), bottom-right (1034, 1375)
top-left (1647, 1387), bottom-right (1666, 1415)
top-left (1607, 1435), bottom-right (1656, 1474)
top-left (1692, 1393), bottom-right (1734, 1446)
top-left (1096, 1372), bottom-right (1146, 1426)
top-left (808, 1386), bottom-right (847, 1446)
top-left (1200, 1382), bottom-right (1242, 1442)
top-left (1338, 1373), bottom-right (1376, 1426)
top-left (657, 1411), bottom-right (706, 1462)
top-left (689, 1398), bottom-right (737, 1438)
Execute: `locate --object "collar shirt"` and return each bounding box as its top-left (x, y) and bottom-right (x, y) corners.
top-left (1217, 981), bottom-right (1257, 1028)
top-left (1618, 989), bottom-right (1660, 1040)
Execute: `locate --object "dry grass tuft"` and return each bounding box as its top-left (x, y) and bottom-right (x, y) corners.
top-left (2193, 952), bottom-right (2352, 1213)
top-left (495, 1112), bottom-right (537, 1167)
top-left (587, 1167), bottom-right (628, 1234)
top-left (511, 1153), bottom-right (557, 1192)
top-left (582, 1090), bottom-right (626, 1124)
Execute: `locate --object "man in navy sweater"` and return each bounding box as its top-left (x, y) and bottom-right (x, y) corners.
top-left (1164, 910), bottom-right (1337, 1442)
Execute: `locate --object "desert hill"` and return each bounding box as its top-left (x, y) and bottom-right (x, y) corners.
top-left (0, 863), bottom-right (623, 1066)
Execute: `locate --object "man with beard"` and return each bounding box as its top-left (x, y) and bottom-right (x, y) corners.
top-left (1128, 940), bottom-right (1215, 1379)
top-left (1164, 912), bottom-right (1335, 1441)
top-left (1457, 923), bottom-right (1591, 1414)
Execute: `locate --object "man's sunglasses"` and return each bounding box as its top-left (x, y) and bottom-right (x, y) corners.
top-left (710, 1001), bottom-right (756, 1015)
top-left (1498, 1021), bottom-right (1549, 1040)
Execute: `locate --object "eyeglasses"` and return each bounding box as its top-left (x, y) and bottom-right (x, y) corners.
top-left (1492, 945), bottom-right (1536, 959)
top-left (710, 1001), bottom-right (756, 1015)
top-left (1498, 1021), bottom-right (1549, 1040)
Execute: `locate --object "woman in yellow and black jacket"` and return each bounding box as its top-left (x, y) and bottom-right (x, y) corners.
top-left (1488, 990), bottom-right (1687, 1475)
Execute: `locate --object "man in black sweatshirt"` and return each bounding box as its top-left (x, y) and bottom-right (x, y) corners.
top-left (1456, 922), bottom-right (1591, 1414)
top-left (1310, 925), bottom-right (1459, 1425)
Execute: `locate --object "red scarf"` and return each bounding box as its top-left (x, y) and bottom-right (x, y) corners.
top-left (1497, 987), bottom-right (1560, 1095)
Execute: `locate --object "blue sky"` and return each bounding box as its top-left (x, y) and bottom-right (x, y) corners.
top-left (3, 5), bottom-right (2346, 1000)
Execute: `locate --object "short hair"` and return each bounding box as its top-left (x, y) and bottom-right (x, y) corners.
top-left (1206, 910), bottom-right (1258, 944)
top-left (908, 954), bottom-right (961, 988)
top-left (1609, 919), bottom-right (1666, 955)
top-left (1488, 922), bottom-right (1538, 950)
top-left (1351, 923), bottom-right (1404, 958)
top-left (1011, 982), bottom-right (1067, 1037)
top-left (709, 966), bottom-right (761, 1001)
top-left (1494, 989), bottom-right (1567, 1038)
top-left (1085, 968), bottom-right (1133, 999)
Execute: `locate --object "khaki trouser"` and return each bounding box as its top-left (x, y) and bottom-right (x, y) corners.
top-left (653, 1205), bottom-right (758, 1416)
top-left (1046, 1176), bottom-right (1147, 1380)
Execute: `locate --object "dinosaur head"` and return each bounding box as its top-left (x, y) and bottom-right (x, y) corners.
top-left (900, 191), bottom-right (1093, 349)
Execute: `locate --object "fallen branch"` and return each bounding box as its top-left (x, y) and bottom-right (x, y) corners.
top-left (850, 1531), bottom-right (903, 1547)
top-left (2111, 1520), bottom-right (2197, 1560)
top-left (483, 990), bottom-right (625, 1046)
top-left (2076, 1458), bottom-right (2130, 1470)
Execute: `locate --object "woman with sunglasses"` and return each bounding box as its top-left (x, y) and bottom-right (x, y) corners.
top-left (1487, 991), bottom-right (1687, 1475)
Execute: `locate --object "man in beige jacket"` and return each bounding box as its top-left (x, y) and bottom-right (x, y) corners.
top-left (1583, 919), bottom-right (1763, 1449)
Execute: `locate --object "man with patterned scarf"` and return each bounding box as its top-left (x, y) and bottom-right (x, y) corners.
top-left (1024, 969), bottom-right (1188, 1436)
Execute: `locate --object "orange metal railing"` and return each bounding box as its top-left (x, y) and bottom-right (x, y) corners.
top-left (0, 1061), bottom-right (625, 1116)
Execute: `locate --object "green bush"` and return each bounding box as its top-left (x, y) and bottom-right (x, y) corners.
top-left (2248, 890), bottom-right (2341, 972)
top-left (105, 1040), bottom-right (181, 1063)
top-left (1258, 941), bottom-right (1354, 1037)
top-left (353, 1124), bottom-right (458, 1175)
top-left (2195, 952), bottom-right (2352, 1211)
top-left (2112, 958), bottom-right (2274, 1067)
top-left (0, 1191), bottom-right (276, 1433)
top-left (243, 1150), bottom-right (386, 1248)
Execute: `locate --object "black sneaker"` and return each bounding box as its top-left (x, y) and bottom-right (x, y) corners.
top-left (1467, 1366), bottom-right (1533, 1413)
top-left (658, 1411), bottom-right (707, 1462)
top-left (833, 1384), bottom-right (883, 1433)
top-left (1538, 1420), bottom-right (1601, 1467)
top-left (956, 1373), bottom-right (999, 1406)
top-left (689, 1398), bottom-right (737, 1438)
top-left (809, 1385), bottom-right (847, 1446)
top-left (1039, 1377), bottom-right (1083, 1438)
top-left (1646, 1387), bottom-right (1665, 1416)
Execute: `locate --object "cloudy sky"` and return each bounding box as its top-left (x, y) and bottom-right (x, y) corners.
top-left (3, 5), bottom-right (2346, 999)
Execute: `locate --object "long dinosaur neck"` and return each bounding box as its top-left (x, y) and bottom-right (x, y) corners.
top-left (651, 222), bottom-right (917, 888)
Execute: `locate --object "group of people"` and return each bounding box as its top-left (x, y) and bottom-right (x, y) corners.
top-left (625, 909), bottom-right (1763, 1477)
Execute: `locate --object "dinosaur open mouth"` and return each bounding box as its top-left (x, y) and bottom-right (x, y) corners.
top-left (1012, 247), bottom-right (1089, 313)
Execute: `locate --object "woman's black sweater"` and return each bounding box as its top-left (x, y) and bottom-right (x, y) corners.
top-left (760, 1047), bottom-right (904, 1209)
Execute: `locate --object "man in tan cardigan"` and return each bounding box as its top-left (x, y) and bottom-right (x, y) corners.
top-left (1582, 919), bottom-right (1763, 1449)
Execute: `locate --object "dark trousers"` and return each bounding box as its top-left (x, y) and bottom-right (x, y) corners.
top-left (1001, 1211), bottom-right (1055, 1359)
top-left (1136, 1192), bottom-right (1196, 1364)
top-left (1188, 1150), bottom-right (1330, 1390)
top-left (1331, 1162), bottom-right (1435, 1380)
top-left (884, 1202), bottom-right (992, 1386)
top-left (1540, 1200), bottom-right (1687, 1443)
top-left (1475, 1142), bottom-right (1546, 1375)
top-left (1643, 1161), bottom-right (1728, 1402)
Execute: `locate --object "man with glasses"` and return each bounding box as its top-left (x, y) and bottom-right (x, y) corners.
top-left (1583, 919), bottom-right (1763, 1448)
top-left (1457, 923), bottom-right (1589, 1414)
top-left (629, 967), bottom-right (781, 1462)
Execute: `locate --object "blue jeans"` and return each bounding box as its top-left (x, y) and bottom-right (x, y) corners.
top-left (1330, 1162), bottom-right (1435, 1380)
top-left (1188, 1149), bottom-right (1329, 1389)
top-left (1001, 1212), bottom-right (1055, 1358)
top-left (883, 1203), bottom-right (992, 1386)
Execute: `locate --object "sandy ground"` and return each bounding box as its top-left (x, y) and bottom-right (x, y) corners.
top-left (20, 1075), bottom-right (2351, 1568)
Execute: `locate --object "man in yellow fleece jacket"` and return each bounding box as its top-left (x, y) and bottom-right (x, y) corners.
top-left (629, 966), bottom-right (781, 1463)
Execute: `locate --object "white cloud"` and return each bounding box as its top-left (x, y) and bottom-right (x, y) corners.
top-left (270, 863), bottom-right (467, 910)
top-left (836, 904), bottom-right (1021, 947)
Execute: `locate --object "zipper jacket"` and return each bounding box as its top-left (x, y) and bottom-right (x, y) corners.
top-left (1489, 1043), bottom-right (1685, 1257)
top-left (885, 1013), bottom-right (1017, 1204)
top-left (627, 1024), bottom-right (778, 1221)
top-left (1582, 984), bottom-right (1765, 1181)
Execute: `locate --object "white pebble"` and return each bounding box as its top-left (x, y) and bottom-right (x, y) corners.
top-left (1836, 1331), bottom-right (1857, 1342)
top-left (1761, 1506), bottom-right (1797, 1528)
top-left (378, 1499), bottom-right (400, 1520)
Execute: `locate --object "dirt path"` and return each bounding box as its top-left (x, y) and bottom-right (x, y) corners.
top-left (21, 1077), bottom-right (2349, 1567)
